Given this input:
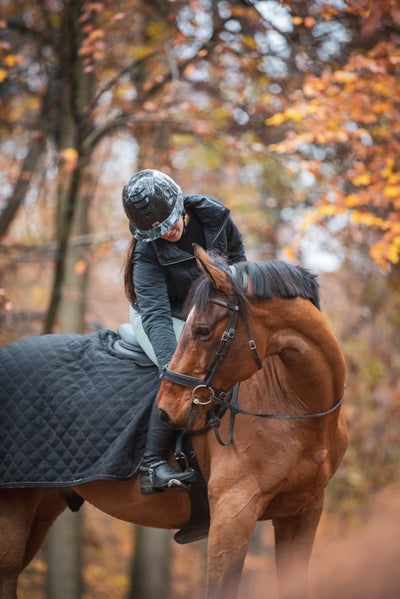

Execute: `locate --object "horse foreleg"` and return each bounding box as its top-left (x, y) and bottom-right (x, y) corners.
top-left (273, 493), bottom-right (324, 599)
top-left (22, 489), bottom-right (66, 569)
top-left (206, 488), bottom-right (259, 599)
top-left (0, 489), bottom-right (43, 599)
top-left (0, 488), bottom-right (66, 599)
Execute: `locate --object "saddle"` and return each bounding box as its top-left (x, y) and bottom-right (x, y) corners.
top-left (111, 323), bottom-right (153, 365)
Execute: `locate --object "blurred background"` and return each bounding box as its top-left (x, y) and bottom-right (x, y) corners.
top-left (1, 1), bottom-right (399, 597)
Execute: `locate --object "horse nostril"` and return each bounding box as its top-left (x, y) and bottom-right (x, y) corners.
top-left (158, 407), bottom-right (173, 426)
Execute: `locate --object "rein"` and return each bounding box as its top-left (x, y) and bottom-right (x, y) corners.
top-left (209, 384), bottom-right (347, 420)
top-left (162, 292), bottom-right (347, 446)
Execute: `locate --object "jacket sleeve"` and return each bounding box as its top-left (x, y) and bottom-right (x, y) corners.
top-left (133, 251), bottom-right (177, 374)
top-left (225, 216), bottom-right (247, 264)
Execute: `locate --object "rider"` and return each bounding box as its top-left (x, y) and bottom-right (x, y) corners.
top-left (122, 169), bottom-right (246, 494)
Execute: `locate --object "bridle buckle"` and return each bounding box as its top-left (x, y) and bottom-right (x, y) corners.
top-left (222, 328), bottom-right (235, 342)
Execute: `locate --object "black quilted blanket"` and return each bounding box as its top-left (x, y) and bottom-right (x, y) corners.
top-left (0, 329), bottom-right (159, 488)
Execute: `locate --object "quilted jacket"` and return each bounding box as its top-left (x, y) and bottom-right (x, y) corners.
top-left (132, 194), bottom-right (246, 372)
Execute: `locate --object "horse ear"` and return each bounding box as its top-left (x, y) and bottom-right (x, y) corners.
top-left (193, 244), bottom-right (232, 293)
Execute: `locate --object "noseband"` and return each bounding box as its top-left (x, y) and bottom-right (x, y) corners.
top-left (163, 294), bottom-right (262, 405)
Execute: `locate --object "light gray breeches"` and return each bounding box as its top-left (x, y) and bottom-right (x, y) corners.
top-left (129, 305), bottom-right (185, 367)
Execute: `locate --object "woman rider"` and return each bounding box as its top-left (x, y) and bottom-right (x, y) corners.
top-left (122, 169), bottom-right (246, 494)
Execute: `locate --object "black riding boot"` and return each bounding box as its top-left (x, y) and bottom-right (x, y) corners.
top-left (140, 403), bottom-right (197, 495)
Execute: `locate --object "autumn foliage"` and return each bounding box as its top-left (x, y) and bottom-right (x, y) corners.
top-left (1, 1), bottom-right (400, 271)
top-left (267, 39), bottom-right (400, 270)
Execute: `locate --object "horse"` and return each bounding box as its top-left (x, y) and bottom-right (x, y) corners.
top-left (158, 246), bottom-right (348, 599)
top-left (0, 246), bottom-right (347, 599)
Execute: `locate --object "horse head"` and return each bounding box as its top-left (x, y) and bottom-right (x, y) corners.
top-left (158, 245), bottom-right (329, 433)
top-left (158, 246), bottom-right (268, 431)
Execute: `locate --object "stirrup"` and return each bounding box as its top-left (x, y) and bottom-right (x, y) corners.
top-left (167, 478), bottom-right (191, 491)
top-left (139, 460), bottom-right (196, 495)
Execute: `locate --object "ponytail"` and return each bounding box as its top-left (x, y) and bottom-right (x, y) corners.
top-left (123, 236), bottom-right (137, 304)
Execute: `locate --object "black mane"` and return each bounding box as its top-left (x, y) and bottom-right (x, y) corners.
top-left (185, 256), bottom-right (320, 317)
top-left (236, 260), bottom-right (320, 310)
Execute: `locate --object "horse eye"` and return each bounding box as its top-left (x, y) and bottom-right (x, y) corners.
top-left (195, 326), bottom-right (210, 339)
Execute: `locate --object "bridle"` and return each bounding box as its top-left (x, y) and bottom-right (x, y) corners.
top-left (163, 294), bottom-right (262, 407)
top-left (162, 290), bottom-right (346, 445)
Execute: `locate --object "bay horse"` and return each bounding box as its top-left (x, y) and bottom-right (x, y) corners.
top-left (0, 247), bottom-right (347, 599)
top-left (158, 246), bottom-right (348, 599)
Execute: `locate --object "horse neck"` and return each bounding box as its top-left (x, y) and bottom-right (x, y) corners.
top-left (251, 297), bottom-right (346, 410)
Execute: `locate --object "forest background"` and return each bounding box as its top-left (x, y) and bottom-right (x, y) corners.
top-left (1, 0), bottom-right (399, 598)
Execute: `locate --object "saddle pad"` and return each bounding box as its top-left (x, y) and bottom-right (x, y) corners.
top-left (0, 329), bottom-right (159, 488)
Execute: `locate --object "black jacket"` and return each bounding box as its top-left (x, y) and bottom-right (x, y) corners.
top-left (132, 194), bottom-right (246, 372)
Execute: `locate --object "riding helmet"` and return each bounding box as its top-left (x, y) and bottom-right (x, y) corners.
top-left (122, 169), bottom-right (184, 241)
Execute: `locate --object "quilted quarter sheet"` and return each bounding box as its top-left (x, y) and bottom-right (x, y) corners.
top-left (0, 329), bottom-right (159, 487)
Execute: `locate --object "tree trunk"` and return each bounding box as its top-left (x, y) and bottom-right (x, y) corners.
top-left (44, 181), bottom-right (91, 599)
top-left (43, 170), bottom-right (90, 599)
top-left (43, 162), bottom-right (85, 333)
top-left (42, 0), bottom-right (95, 334)
top-left (44, 509), bottom-right (83, 599)
top-left (129, 526), bottom-right (172, 599)
top-left (58, 171), bottom-right (91, 331)
top-left (42, 2), bottom-right (96, 596)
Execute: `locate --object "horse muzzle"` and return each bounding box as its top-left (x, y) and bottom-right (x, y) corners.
top-left (158, 407), bottom-right (175, 428)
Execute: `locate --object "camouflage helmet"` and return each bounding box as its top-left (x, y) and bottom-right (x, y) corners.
top-left (122, 169), bottom-right (184, 242)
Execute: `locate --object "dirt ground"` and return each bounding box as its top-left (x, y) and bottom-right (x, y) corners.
top-left (309, 485), bottom-right (400, 599)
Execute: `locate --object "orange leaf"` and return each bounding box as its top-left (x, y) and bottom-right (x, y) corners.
top-left (282, 245), bottom-right (297, 261)
top-left (4, 54), bottom-right (15, 67)
top-left (352, 173), bottom-right (371, 186)
top-left (59, 147), bottom-right (78, 172)
top-left (265, 113), bottom-right (287, 126)
top-left (292, 16), bottom-right (303, 25)
top-left (383, 186), bottom-right (400, 198)
top-left (74, 260), bottom-right (87, 275)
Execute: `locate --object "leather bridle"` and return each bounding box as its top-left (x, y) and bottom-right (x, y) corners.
top-left (163, 294), bottom-right (262, 406)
